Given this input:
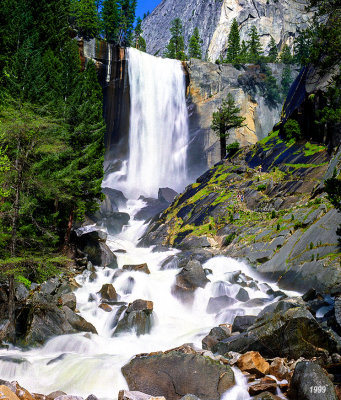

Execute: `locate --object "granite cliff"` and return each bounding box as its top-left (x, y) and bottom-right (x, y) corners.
top-left (142, 0), bottom-right (312, 62)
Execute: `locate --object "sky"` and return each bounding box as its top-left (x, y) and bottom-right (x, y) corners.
top-left (136, 0), bottom-right (160, 19)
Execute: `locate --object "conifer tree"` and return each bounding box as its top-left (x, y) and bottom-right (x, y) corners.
top-left (247, 26), bottom-right (263, 63)
top-left (226, 19), bottom-right (240, 63)
top-left (164, 18), bottom-right (186, 60)
top-left (268, 37), bottom-right (278, 62)
top-left (211, 93), bottom-right (246, 159)
top-left (134, 17), bottom-right (146, 51)
top-left (279, 44), bottom-right (293, 64)
top-left (188, 27), bottom-right (202, 59)
top-left (237, 40), bottom-right (248, 63)
top-left (74, 0), bottom-right (100, 39)
top-left (293, 31), bottom-right (311, 65)
top-left (281, 64), bottom-right (292, 97)
top-left (117, 0), bottom-right (137, 46)
top-left (102, 0), bottom-right (120, 42)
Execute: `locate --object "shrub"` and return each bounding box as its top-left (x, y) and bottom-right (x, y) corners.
top-left (283, 119), bottom-right (303, 141)
top-left (271, 210), bottom-right (276, 218)
top-left (226, 141), bottom-right (240, 156)
top-left (257, 184), bottom-right (267, 191)
top-left (223, 233), bottom-right (236, 246)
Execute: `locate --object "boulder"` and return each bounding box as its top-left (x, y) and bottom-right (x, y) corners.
top-left (0, 386), bottom-right (21, 400)
top-left (114, 300), bottom-right (154, 336)
top-left (118, 391), bottom-right (165, 400)
top-left (202, 326), bottom-right (231, 351)
top-left (269, 358), bottom-right (290, 381)
top-left (215, 300), bottom-right (337, 359)
top-left (71, 228), bottom-right (117, 269)
top-left (248, 383), bottom-right (277, 396)
top-left (24, 305), bottom-right (97, 346)
top-left (174, 260), bottom-right (209, 292)
top-left (206, 296), bottom-right (237, 314)
top-left (235, 288), bottom-right (249, 302)
top-left (99, 303), bottom-right (112, 312)
top-left (102, 187), bottom-right (127, 210)
top-left (252, 392), bottom-right (282, 400)
top-left (135, 197), bottom-right (169, 221)
top-left (105, 212), bottom-right (130, 235)
top-left (176, 236), bottom-right (211, 250)
top-left (59, 293), bottom-right (76, 311)
top-left (289, 361), bottom-right (338, 400)
top-left (15, 284), bottom-right (29, 302)
top-left (158, 188), bottom-right (178, 203)
top-left (98, 284), bottom-right (117, 302)
top-left (123, 264), bottom-right (150, 274)
top-left (232, 315), bottom-right (257, 333)
top-left (236, 351), bottom-right (270, 377)
top-left (47, 391), bottom-right (67, 400)
top-left (54, 396), bottom-right (83, 400)
top-left (121, 346), bottom-right (235, 400)
top-left (160, 256), bottom-right (180, 270)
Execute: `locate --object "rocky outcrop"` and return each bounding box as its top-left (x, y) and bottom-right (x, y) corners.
top-left (187, 59), bottom-right (299, 168)
top-left (140, 130), bottom-right (341, 293)
top-left (142, 0), bottom-right (312, 61)
top-left (121, 345), bottom-right (235, 400)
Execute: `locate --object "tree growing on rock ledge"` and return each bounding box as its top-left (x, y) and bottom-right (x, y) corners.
top-left (211, 93), bottom-right (246, 159)
top-left (164, 18), bottom-right (186, 61)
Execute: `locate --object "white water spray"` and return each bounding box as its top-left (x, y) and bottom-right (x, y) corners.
top-left (104, 48), bottom-right (189, 198)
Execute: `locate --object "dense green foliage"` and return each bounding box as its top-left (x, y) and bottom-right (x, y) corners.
top-left (247, 26), bottom-right (263, 63)
top-left (283, 119), bottom-right (303, 141)
top-left (268, 37), bottom-right (278, 63)
top-left (226, 141), bottom-right (240, 157)
top-left (164, 18), bottom-right (186, 61)
top-left (71, 0), bottom-right (100, 39)
top-left (188, 28), bottom-right (202, 60)
top-left (279, 45), bottom-right (293, 64)
top-left (0, 0), bottom-right (105, 338)
top-left (211, 93), bottom-right (246, 159)
top-left (134, 17), bottom-right (146, 52)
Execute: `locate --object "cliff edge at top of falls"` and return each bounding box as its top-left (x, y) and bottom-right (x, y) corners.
top-left (139, 129), bottom-right (341, 294)
top-left (141, 0), bottom-right (312, 62)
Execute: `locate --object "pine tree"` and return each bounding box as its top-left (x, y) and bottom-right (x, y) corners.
top-left (247, 26), bottom-right (263, 63)
top-left (211, 93), bottom-right (246, 159)
top-left (164, 18), bottom-right (186, 60)
top-left (102, 0), bottom-right (120, 42)
top-left (117, 0), bottom-right (137, 46)
top-left (237, 40), bottom-right (248, 64)
top-left (279, 44), bottom-right (293, 64)
top-left (74, 0), bottom-right (100, 39)
top-left (188, 27), bottom-right (202, 59)
top-left (225, 19), bottom-right (240, 63)
top-left (134, 17), bottom-right (146, 51)
top-left (281, 64), bottom-right (292, 97)
top-left (268, 37), bottom-right (278, 62)
top-left (293, 31), bottom-right (311, 65)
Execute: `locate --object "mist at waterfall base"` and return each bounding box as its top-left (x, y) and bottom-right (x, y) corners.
top-left (103, 48), bottom-right (190, 199)
top-left (0, 49), bottom-right (297, 400)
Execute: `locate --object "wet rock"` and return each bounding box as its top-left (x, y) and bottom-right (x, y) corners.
top-left (289, 361), bottom-right (338, 399)
top-left (54, 396), bottom-right (83, 400)
top-left (232, 315), bottom-right (257, 333)
top-left (252, 392), bottom-right (282, 400)
top-left (179, 396), bottom-right (201, 400)
top-left (175, 260), bottom-right (209, 292)
top-left (158, 188), bottom-right (178, 203)
top-left (24, 305), bottom-right (97, 346)
top-left (98, 284), bottom-right (117, 302)
top-left (0, 385), bottom-right (21, 400)
top-left (248, 383), bottom-right (277, 396)
top-left (121, 346), bottom-right (235, 400)
top-left (105, 212), bottom-right (130, 235)
top-left (160, 256), bottom-right (180, 270)
top-left (15, 284), bottom-right (29, 302)
top-left (237, 351), bottom-right (270, 377)
top-left (215, 299), bottom-right (337, 359)
top-left (151, 245), bottom-right (170, 253)
top-left (85, 395), bottom-right (98, 400)
top-left (114, 300), bottom-right (154, 336)
top-left (206, 296), bottom-right (237, 314)
top-left (243, 298), bottom-right (270, 307)
top-left (135, 197), bottom-right (169, 221)
top-left (40, 278), bottom-right (61, 296)
top-left (235, 288), bottom-right (249, 302)
top-left (202, 326), bottom-right (231, 351)
top-left (269, 358), bottom-right (290, 381)
top-left (176, 236), bottom-right (211, 250)
top-left (59, 293), bottom-right (76, 311)
top-left (118, 391), bottom-right (165, 400)
top-left (99, 303), bottom-right (112, 312)
top-left (102, 187), bottom-right (127, 210)
top-left (123, 264), bottom-right (150, 274)
top-left (121, 277), bottom-right (135, 295)
top-left (47, 391), bottom-right (67, 400)
top-left (302, 288), bottom-right (318, 302)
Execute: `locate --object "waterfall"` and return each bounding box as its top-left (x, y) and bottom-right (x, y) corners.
top-left (104, 48), bottom-right (189, 199)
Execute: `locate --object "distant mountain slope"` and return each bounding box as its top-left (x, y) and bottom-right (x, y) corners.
top-left (141, 0), bottom-right (311, 61)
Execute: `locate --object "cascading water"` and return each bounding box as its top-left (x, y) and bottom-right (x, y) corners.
top-left (0, 48), bottom-right (296, 400)
top-left (104, 48), bottom-right (190, 198)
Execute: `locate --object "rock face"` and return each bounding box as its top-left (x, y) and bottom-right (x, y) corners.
top-left (140, 131), bottom-right (341, 294)
top-left (187, 60), bottom-right (299, 168)
top-left (142, 0), bottom-right (311, 62)
top-left (121, 346), bottom-right (235, 400)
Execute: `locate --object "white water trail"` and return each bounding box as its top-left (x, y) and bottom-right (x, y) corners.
top-left (103, 48), bottom-right (190, 198)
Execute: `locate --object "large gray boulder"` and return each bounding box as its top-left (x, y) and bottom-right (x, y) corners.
top-left (214, 299), bottom-right (337, 359)
top-left (114, 300), bottom-right (154, 336)
top-left (289, 361), bottom-right (338, 400)
top-left (121, 346), bottom-right (235, 400)
top-left (174, 260), bottom-right (210, 293)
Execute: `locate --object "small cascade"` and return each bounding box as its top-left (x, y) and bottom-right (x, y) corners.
top-left (104, 48), bottom-right (190, 198)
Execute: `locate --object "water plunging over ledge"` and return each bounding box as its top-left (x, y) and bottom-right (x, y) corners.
top-left (104, 48), bottom-right (190, 199)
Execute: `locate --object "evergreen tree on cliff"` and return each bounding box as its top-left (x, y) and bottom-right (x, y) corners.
top-left (247, 26), bottom-right (263, 63)
top-left (102, 0), bottom-right (120, 42)
top-left (72, 0), bottom-right (100, 39)
top-left (268, 37), bottom-right (278, 62)
top-left (188, 27), bottom-right (202, 59)
top-left (164, 18), bottom-right (186, 61)
top-left (117, 0), bottom-right (137, 46)
top-left (279, 44), bottom-right (293, 64)
top-left (225, 19), bottom-right (240, 63)
top-left (134, 17), bottom-right (146, 51)
top-left (211, 93), bottom-right (246, 159)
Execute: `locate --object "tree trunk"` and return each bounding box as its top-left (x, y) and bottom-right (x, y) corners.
top-left (220, 136), bottom-right (227, 159)
top-left (64, 209), bottom-right (74, 248)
